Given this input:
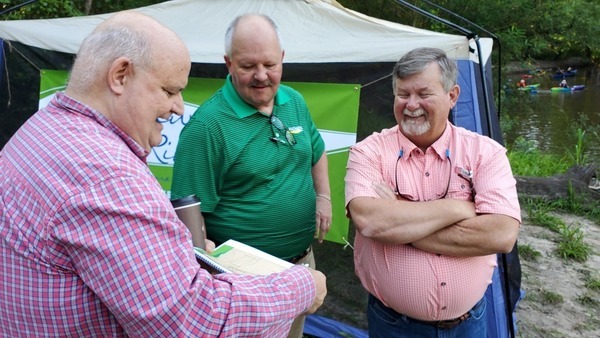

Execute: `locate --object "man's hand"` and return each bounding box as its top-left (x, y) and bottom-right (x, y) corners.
top-left (315, 196), bottom-right (332, 243)
top-left (204, 239), bottom-right (216, 253)
top-left (305, 268), bottom-right (327, 314)
top-left (372, 182), bottom-right (398, 200)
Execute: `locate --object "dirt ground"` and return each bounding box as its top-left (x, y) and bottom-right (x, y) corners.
top-left (311, 211), bottom-right (600, 337)
top-left (515, 213), bottom-right (600, 338)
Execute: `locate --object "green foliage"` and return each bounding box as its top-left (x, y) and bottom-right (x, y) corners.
top-left (576, 292), bottom-right (597, 307)
top-left (584, 275), bottom-right (600, 291)
top-left (518, 243), bottom-right (542, 262)
top-left (522, 197), bottom-right (563, 232)
top-left (507, 137), bottom-right (570, 177)
top-left (338, 0), bottom-right (600, 63)
top-left (521, 196), bottom-right (594, 263)
top-left (549, 183), bottom-right (600, 224)
top-left (540, 289), bottom-right (564, 305)
top-left (1, 0), bottom-right (82, 19)
top-left (0, 0), bottom-right (165, 19)
top-left (564, 115), bottom-right (600, 166)
top-left (568, 128), bottom-right (587, 166)
top-left (555, 222), bottom-right (591, 262)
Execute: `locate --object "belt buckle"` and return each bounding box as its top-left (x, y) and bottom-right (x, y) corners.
top-left (289, 246), bottom-right (311, 264)
top-left (435, 319), bottom-right (461, 330)
top-left (435, 312), bottom-right (470, 330)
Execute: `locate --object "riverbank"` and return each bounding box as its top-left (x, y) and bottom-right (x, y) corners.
top-left (516, 212), bottom-right (600, 337)
top-left (503, 57), bottom-right (595, 74)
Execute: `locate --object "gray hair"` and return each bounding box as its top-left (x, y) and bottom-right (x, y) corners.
top-left (224, 13), bottom-right (283, 56)
top-left (392, 47), bottom-right (458, 93)
top-left (68, 25), bottom-right (153, 91)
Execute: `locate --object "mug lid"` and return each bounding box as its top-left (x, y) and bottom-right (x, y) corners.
top-left (170, 195), bottom-right (201, 209)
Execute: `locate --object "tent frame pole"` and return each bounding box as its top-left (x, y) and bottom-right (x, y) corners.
top-left (0, 0), bottom-right (38, 16)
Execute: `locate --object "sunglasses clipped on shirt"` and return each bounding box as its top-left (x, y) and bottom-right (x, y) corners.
top-left (269, 114), bottom-right (296, 146)
top-left (394, 149), bottom-right (475, 201)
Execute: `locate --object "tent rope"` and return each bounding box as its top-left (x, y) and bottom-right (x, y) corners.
top-left (6, 40), bottom-right (41, 72)
top-left (361, 72), bottom-right (392, 89)
top-left (2, 40), bottom-right (10, 107)
top-left (3, 41), bottom-right (42, 108)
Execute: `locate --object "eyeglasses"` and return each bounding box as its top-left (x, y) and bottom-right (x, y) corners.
top-left (270, 114), bottom-right (296, 146)
top-left (394, 152), bottom-right (452, 201)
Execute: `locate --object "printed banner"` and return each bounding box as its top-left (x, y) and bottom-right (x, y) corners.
top-left (40, 69), bottom-right (360, 244)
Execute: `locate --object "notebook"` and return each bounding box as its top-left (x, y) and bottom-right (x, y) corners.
top-left (194, 239), bottom-right (294, 275)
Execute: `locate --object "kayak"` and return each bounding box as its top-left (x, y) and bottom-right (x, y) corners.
top-left (571, 84), bottom-right (585, 91)
top-left (552, 69), bottom-right (577, 79)
top-left (550, 85), bottom-right (585, 92)
top-left (518, 83), bottom-right (540, 91)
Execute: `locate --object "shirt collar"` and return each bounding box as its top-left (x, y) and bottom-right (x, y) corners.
top-left (222, 74), bottom-right (290, 118)
top-left (54, 92), bottom-right (149, 160)
top-left (396, 120), bottom-right (452, 160)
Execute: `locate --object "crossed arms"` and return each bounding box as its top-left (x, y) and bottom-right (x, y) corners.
top-left (348, 182), bottom-right (519, 257)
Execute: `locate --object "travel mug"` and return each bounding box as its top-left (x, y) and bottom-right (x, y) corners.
top-left (171, 195), bottom-right (206, 249)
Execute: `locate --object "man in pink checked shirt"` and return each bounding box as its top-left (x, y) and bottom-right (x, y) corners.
top-left (345, 47), bottom-right (520, 337)
top-left (0, 11), bottom-right (326, 337)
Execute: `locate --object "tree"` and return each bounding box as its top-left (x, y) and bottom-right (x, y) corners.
top-left (0, 0), bottom-right (166, 19)
top-left (338, 0), bottom-right (600, 63)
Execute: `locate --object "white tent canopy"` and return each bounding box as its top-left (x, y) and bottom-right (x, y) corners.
top-left (0, 0), bottom-right (488, 64)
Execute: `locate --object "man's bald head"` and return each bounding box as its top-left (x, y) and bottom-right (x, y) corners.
top-left (67, 11), bottom-right (188, 93)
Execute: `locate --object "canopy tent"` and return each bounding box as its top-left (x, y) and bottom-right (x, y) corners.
top-left (0, 0), bottom-right (477, 62)
top-left (0, 0), bottom-right (519, 337)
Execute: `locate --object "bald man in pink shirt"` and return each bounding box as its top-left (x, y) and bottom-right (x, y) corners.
top-left (345, 47), bottom-right (521, 337)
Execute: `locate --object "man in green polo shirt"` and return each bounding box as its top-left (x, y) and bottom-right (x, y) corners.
top-left (171, 13), bottom-right (332, 338)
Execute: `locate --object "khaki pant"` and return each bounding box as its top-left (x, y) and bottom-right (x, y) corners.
top-left (287, 248), bottom-right (316, 338)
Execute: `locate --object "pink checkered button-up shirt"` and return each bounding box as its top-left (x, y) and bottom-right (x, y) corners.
top-left (0, 92), bottom-right (314, 337)
top-left (345, 122), bottom-right (521, 321)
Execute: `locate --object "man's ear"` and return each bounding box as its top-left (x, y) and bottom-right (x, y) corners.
top-left (449, 84), bottom-right (460, 108)
top-left (224, 55), bottom-right (232, 71)
top-left (108, 56), bottom-right (133, 95)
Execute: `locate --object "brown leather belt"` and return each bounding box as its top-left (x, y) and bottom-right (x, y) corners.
top-left (288, 246), bottom-right (311, 264)
top-left (408, 312), bottom-right (471, 330)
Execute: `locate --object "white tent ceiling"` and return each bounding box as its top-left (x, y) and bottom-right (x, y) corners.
top-left (0, 0), bottom-right (489, 64)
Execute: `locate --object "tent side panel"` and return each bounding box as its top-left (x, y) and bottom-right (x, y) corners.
top-left (453, 60), bottom-right (482, 134)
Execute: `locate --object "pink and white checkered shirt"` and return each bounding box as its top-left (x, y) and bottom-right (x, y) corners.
top-left (0, 92), bottom-right (314, 337)
top-left (345, 122), bottom-right (521, 321)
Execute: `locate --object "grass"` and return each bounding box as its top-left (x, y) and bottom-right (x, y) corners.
top-left (507, 137), bottom-right (570, 177)
top-left (527, 288), bottom-right (564, 305)
top-left (583, 272), bottom-right (600, 291)
top-left (576, 292), bottom-right (598, 307)
top-left (509, 120), bottom-right (599, 264)
top-left (518, 243), bottom-right (541, 261)
top-left (555, 224), bottom-right (590, 262)
top-left (520, 197), bottom-right (592, 262)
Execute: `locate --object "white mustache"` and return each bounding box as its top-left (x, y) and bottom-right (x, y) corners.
top-left (403, 108), bottom-right (426, 118)
top-left (252, 81), bottom-right (272, 87)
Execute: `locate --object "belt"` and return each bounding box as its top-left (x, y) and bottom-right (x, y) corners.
top-left (407, 312), bottom-right (471, 330)
top-left (370, 294), bottom-right (477, 331)
top-left (288, 246), bottom-right (311, 264)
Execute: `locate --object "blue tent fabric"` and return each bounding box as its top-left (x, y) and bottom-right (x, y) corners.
top-left (304, 314), bottom-right (368, 338)
top-left (453, 60), bottom-right (483, 134)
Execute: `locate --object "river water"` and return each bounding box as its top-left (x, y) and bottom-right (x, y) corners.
top-left (502, 65), bottom-right (600, 164)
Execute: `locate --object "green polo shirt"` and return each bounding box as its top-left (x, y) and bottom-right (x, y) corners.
top-left (172, 75), bottom-right (325, 260)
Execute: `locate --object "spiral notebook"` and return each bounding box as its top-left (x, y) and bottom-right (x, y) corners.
top-left (194, 239), bottom-right (293, 275)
